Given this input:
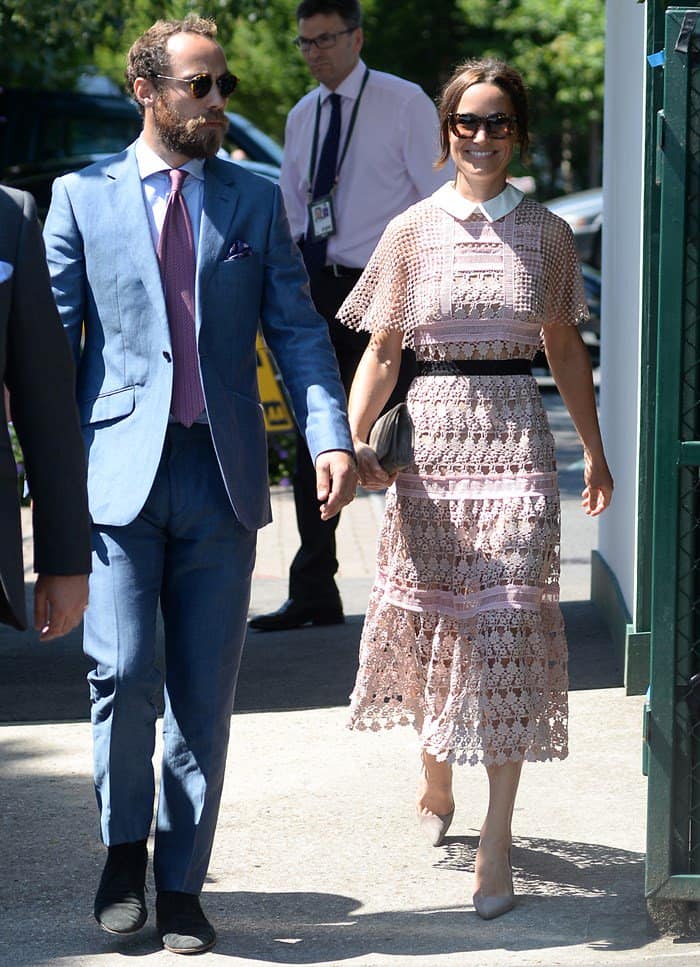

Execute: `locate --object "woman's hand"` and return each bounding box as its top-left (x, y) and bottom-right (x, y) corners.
top-left (355, 441), bottom-right (398, 491)
top-left (544, 324), bottom-right (614, 518)
top-left (581, 449), bottom-right (614, 517)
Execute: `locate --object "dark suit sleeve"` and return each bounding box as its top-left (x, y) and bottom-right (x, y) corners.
top-left (259, 185), bottom-right (353, 461)
top-left (4, 191), bottom-right (91, 575)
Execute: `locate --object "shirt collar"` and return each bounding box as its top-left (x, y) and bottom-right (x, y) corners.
top-left (432, 181), bottom-right (524, 222)
top-left (135, 136), bottom-right (205, 182)
top-left (319, 58), bottom-right (367, 104)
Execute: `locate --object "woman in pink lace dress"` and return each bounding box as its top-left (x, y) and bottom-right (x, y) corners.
top-left (338, 59), bottom-right (613, 919)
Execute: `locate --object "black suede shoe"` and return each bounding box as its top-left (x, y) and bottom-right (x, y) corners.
top-left (94, 840), bottom-right (148, 934)
top-left (248, 598), bottom-right (344, 632)
top-left (156, 891), bottom-right (216, 955)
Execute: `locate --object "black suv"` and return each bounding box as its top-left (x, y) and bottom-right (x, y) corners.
top-left (0, 87), bottom-right (282, 218)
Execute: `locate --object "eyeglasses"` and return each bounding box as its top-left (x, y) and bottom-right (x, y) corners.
top-left (151, 71), bottom-right (238, 100)
top-left (292, 27), bottom-right (356, 52)
top-left (448, 113), bottom-right (517, 140)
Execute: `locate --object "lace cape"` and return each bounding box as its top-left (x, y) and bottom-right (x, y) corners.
top-left (337, 191), bottom-right (588, 359)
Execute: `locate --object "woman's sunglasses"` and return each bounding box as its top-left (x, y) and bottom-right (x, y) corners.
top-left (448, 113), bottom-right (517, 140)
top-left (151, 71), bottom-right (238, 100)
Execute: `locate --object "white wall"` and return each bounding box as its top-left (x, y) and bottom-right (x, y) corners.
top-left (597, 1), bottom-right (647, 616)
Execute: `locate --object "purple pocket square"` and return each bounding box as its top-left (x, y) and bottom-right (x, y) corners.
top-left (224, 240), bottom-right (253, 261)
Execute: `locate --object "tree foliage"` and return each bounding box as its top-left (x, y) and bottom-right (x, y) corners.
top-left (1, 0), bottom-right (127, 87)
top-left (1, 0), bottom-right (604, 192)
top-left (361, 0), bottom-right (470, 100)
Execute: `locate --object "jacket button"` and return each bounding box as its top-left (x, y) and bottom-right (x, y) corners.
top-left (163, 351), bottom-right (172, 362)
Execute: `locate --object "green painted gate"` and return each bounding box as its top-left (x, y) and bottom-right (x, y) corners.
top-left (647, 6), bottom-right (700, 906)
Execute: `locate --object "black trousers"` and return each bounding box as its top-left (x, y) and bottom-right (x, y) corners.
top-left (289, 267), bottom-right (415, 607)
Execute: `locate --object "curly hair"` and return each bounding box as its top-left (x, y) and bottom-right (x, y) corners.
top-left (126, 14), bottom-right (218, 114)
top-left (436, 58), bottom-right (529, 168)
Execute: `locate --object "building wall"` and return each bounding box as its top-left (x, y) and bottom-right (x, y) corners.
top-left (596, 1), bottom-right (647, 621)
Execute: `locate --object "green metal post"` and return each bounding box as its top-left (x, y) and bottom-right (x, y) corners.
top-left (647, 5), bottom-right (700, 902)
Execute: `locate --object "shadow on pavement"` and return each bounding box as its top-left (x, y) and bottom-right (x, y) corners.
top-left (0, 834), bottom-right (664, 966)
top-left (0, 586), bottom-right (619, 724)
top-left (199, 837), bottom-right (657, 964)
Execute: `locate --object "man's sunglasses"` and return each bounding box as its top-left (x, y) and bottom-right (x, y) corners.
top-left (448, 113), bottom-right (517, 140)
top-left (151, 71), bottom-right (238, 100)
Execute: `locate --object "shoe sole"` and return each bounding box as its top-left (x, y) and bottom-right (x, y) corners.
top-left (96, 914), bottom-right (147, 935)
top-left (161, 937), bottom-right (216, 955)
top-left (249, 615), bottom-right (344, 631)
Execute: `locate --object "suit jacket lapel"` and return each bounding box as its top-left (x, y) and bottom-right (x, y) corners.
top-left (104, 153), bottom-right (241, 336)
top-left (197, 162), bottom-right (241, 308)
top-left (106, 147), bottom-right (168, 334)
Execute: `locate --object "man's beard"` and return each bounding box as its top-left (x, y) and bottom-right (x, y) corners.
top-left (153, 94), bottom-right (226, 159)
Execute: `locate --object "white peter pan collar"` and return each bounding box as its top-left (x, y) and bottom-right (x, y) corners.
top-left (432, 181), bottom-right (524, 222)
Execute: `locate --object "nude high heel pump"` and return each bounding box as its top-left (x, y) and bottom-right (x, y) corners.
top-left (472, 849), bottom-right (515, 920)
top-left (417, 808), bottom-right (455, 847)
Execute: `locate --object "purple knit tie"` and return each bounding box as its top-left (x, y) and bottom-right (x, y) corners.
top-left (157, 168), bottom-right (205, 427)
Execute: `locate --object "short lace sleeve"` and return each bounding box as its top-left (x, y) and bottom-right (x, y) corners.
top-left (336, 216), bottom-right (414, 348)
top-left (541, 212), bottom-right (589, 328)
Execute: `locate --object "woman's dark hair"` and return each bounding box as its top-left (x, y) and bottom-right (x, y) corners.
top-left (295, 0), bottom-right (362, 28)
top-left (436, 58), bottom-right (529, 168)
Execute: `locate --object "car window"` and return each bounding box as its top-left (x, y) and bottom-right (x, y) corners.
top-left (0, 90), bottom-right (142, 169)
top-left (36, 116), bottom-right (68, 157)
top-left (221, 133), bottom-right (251, 162)
top-left (224, 112), bottom-right (283, 168)
top-left (36, 115), bottom-right (137, 157)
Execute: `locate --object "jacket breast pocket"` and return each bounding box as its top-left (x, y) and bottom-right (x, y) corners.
top-left (79, 385), bottom-right (135, 426)
top-left (216, 254), bottom-right (261, 279)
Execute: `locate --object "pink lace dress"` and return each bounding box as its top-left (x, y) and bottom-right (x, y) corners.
top-left (337, 183), bottom-right (588, 767)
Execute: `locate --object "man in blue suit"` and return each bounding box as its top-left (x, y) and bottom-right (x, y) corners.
top-left (43, 15), bottom-right (356, 956)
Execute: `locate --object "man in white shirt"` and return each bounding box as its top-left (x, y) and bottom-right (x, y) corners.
top-left (250, 0), bottom-right (448, 632)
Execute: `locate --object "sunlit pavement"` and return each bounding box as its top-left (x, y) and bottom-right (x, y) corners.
top-left (0, 391), bottom-right (686, 966)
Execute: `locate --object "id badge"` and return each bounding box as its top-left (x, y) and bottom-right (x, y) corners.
top-left (308, 193), bottom-right (336, 241)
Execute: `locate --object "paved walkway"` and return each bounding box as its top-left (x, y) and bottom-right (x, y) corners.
top-left (0, 394), bottom-right (696, 965)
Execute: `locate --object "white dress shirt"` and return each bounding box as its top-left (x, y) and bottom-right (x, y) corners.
top-left (280, 59), bottom-right (450, 268)
top-left (135, 137), bottom-right (206, 252)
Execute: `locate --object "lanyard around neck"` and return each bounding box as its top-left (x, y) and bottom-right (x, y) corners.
top-left (307, 67), bottom-right (370, 196)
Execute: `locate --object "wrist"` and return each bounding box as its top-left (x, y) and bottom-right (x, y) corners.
top-left (583, 442), bottom-right (605, 460)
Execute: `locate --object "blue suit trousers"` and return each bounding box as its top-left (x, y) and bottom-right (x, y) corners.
top-left (84, 422), bottom-right (256, 893)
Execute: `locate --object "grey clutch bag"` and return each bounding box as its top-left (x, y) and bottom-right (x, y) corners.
top-left (368, 402), bottom-right (414, 474)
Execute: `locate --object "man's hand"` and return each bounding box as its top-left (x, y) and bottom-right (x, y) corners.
top-left (315, 450), bottom-right (358, 521)
top-left (34, 574), bottom-right (89, 641)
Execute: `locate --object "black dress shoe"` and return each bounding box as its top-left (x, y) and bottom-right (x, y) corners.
top-left (156, 891), bottom-right (216, 954)
top-left (248, 598), bottom-right (344, 632)
top-left (94, 840), bottom-right (148, 934)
